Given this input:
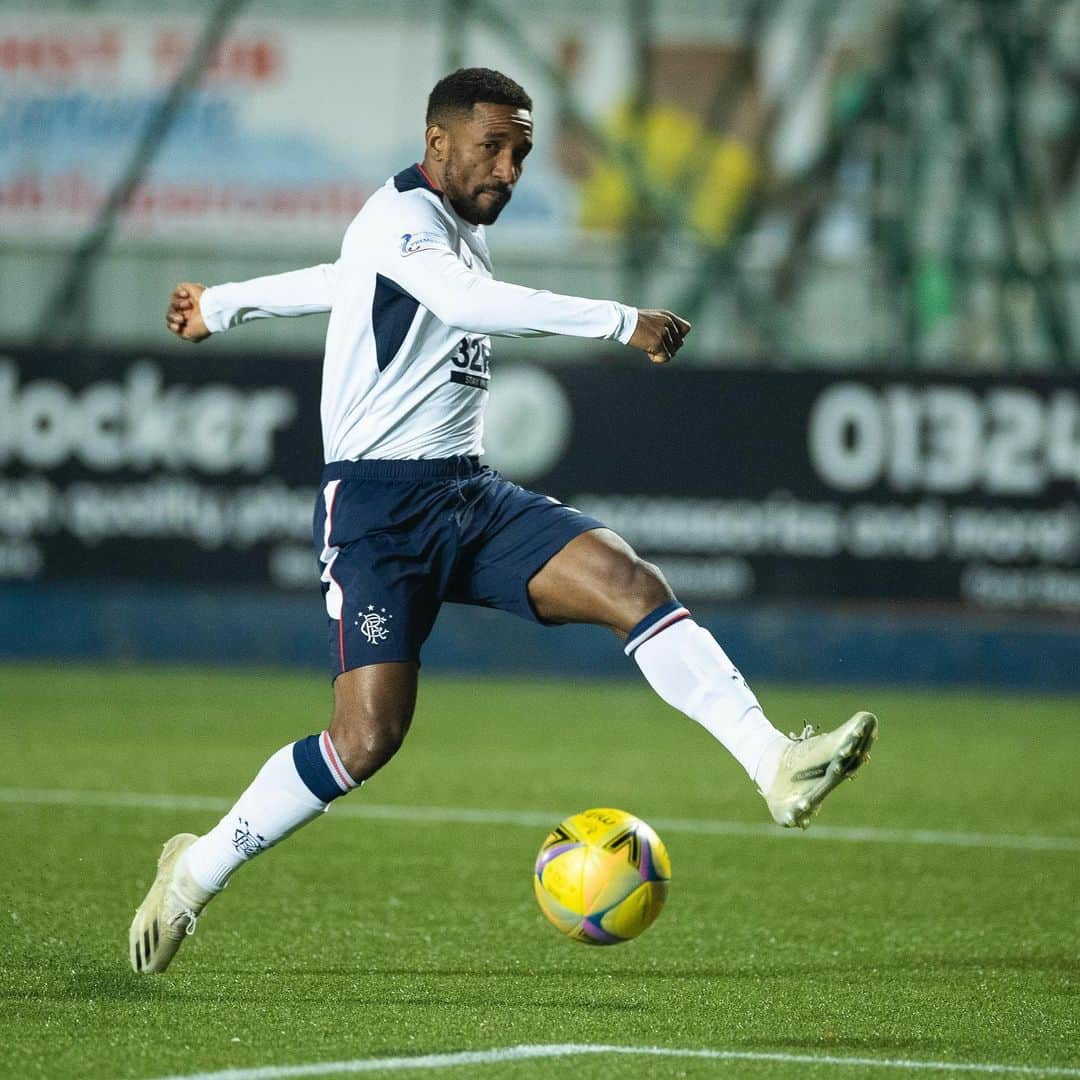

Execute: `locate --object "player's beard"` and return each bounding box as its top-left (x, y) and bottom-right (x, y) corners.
top-left (443, 156), bottom-right (512, 226)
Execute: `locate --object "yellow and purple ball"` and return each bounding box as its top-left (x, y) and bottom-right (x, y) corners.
top-left (533, 807), bottom-right (671, 945)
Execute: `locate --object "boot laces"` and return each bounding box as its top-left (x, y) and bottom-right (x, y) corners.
top-left (789, 723), bottom-right (816, 741)
top-left (169, 908), bottom-right (198, 936)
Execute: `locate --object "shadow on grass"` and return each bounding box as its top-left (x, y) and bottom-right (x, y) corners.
top-left (9, 967), bottom-right (170, 1003)
top-left (9, 965), bottom-right (653, 1012)
top-left (15, 952), bottom-right (1075, 1005)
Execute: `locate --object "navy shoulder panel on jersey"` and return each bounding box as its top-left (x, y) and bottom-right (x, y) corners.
top-left (372, 274), bottom-right (420, 373)
top-left (393, 163), bottom-right (443, 195)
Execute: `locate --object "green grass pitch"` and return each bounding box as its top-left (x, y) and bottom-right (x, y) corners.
top-left (1, 664), bottom-right (1077, 1079)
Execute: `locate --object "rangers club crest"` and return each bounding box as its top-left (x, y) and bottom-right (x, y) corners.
top-left (232, 817), bottom-right (266, 856)
top-left (355, 605), bottom-right (393, 645)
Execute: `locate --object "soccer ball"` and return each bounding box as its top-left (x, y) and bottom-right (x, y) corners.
top-left (533, 807), bottom-right (671, 945)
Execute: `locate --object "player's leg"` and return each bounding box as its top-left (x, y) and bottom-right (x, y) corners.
top-left (130, 463), bottom-right (450, 973)
top-left (183, 662), bottom-right (417, 889)
top-left (328, 661), bottom-right (418, 781)
top-left (527, 528), bottom-right (791, 786)
top-left (129, 661), bottom-right (418, 974)
top-left (451, 478), bottom-right (801, 809)
top-left (181, 661), bottom-right (416, 892)
top-left (528, 528), bottom-right (876, 828)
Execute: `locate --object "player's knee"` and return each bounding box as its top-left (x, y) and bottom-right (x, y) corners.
top-left (329, 702), bottom-right (413, 783)
top-left (624, 555), bottom-right (673, 611)
top-left (597, 552), bottom-right (674, 631)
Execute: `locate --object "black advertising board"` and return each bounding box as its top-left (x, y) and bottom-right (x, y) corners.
top-left (1, 346), bottom-right (1077, 613)
top-left (0, 347), bottom-right (323, 589)
top-left (523, 367), bottom-right (1080, 612)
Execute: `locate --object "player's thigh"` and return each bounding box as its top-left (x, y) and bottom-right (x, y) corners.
top-left (527, 528), bottom-right (673, 633)
top-left (448, 473), bottom-right (603, 622)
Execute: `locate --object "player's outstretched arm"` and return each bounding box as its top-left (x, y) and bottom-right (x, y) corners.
top-left (375, 209), bottom-right (687, 353)
top-left (165, 263), bottom-right (338, 342)
top-left (628, 310), bottom-right (692, 364)
top-left (369, 211), bottom-right (637, 344)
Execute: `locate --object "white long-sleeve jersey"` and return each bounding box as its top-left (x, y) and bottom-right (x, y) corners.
top-left (200, 163), bottom-right (638, 462)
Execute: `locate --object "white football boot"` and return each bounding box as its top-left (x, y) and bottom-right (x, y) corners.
top-left (129, 833), bottom-right (216, 973)
top-left (762, 711), bottom-right (878, 829)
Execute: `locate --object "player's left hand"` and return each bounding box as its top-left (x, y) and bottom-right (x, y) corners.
top-left (166, 282), bottom-right (210, 342)
top-left (628, 309), bottom-right (692, 364)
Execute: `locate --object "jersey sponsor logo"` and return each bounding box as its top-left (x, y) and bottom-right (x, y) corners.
top-left (450, 371), bottom-right (489, 391)
top-left (399, 231), bottom-right (445, 257)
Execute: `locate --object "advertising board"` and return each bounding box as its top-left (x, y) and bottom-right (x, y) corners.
top-left (3, 348), bottom-right (1076, 613)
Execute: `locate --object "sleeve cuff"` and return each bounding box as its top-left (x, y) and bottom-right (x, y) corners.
top-left (614, 304), bottom-right (639, 345)
top-left (199, 287), bottom-right (229, 335)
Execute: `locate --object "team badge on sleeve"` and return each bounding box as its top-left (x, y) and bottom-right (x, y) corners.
top-left (400, 232), bottom-right (445, 257)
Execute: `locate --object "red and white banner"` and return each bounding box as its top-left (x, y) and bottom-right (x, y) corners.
top-left (0, 13), bottom-right (613, 248)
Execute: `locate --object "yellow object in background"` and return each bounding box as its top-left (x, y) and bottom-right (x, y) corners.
top-left (579, 103), bottom-right (760, 243)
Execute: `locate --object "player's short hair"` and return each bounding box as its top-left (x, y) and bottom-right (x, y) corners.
top-left (426, 67), bottom-right (532, 127)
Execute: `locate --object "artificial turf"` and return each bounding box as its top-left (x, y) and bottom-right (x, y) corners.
top-left (0, 665), bottom-right (1077, 1079)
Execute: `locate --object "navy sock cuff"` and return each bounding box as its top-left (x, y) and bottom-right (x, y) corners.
top-left (624, 599), bottom-right (691, 657)
top-left (293, 734), bottom-right (351, 802)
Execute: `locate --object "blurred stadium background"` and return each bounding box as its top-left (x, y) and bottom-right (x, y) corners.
top-left (1, 0), bottom-right (1078, 689)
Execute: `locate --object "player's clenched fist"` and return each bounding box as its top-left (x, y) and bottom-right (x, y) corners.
top-left (166, 282), bottom-right (210, 342)
top-left (628, 309), bottom-right (692, 364)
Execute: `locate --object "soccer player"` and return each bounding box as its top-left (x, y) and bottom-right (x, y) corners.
top-left (131, 68), bottom-right (877, 974)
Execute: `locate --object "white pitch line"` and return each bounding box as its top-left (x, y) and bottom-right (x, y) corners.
top-left (142, 1042), bottom-right (1080, 1080)
top-left (1, 786), bottom-right (1079, 854)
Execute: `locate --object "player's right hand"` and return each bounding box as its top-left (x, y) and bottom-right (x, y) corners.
top-left (166, 282), bottom-right (210, 342)
top-left (628, 309), bottom-right (692, 364)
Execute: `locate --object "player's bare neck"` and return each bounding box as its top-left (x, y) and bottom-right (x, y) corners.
top-left (419, 157), bottom-right (446, 195)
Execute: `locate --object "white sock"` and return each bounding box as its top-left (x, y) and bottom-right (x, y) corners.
top-left (183, 743), bottom-right (331, 893)
top-left (630, 614), bottom-right (789, 789)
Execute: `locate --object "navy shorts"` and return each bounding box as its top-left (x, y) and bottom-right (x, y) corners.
top-left (312, 457), bottom-right (604, 678)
